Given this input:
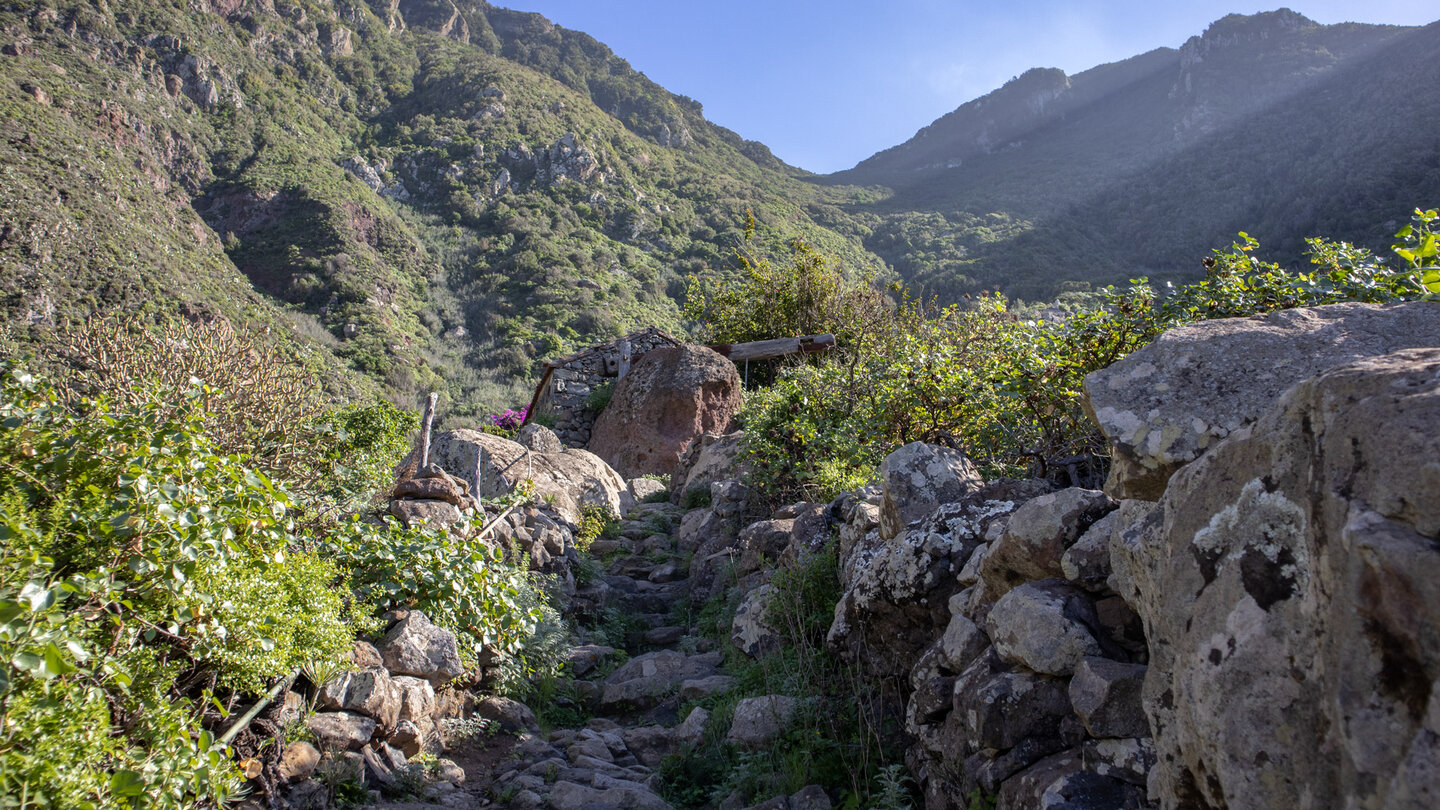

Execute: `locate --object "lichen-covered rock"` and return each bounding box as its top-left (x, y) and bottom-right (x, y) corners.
top-left (588, 345), bottom-right (742, 479)
top-left (877, 442), bottom-right (985, 539)
top-left (1068, 657), bottom-right (1149, 739)
top-left (731, 583), bottom-right (782, 658)
top-left (985, 580), bottom-right (1106, 677)
top-left (727, 695), bottom-right (799, 748)
top-left (829, 483), bottom-right (1041, 678)
top-left (952, 650), bottom-right (1076, 753)
top-left (939, 613), bottom-right (990, 674)
top-left (736, 519), bottom-right (794, 576)
top-left (377, 611), bottom-right (464, 688)
top-left (979, 488), bottom-right (1115, 599)
top-left (424, 429), bottom-right (628, 525)
top-left (1081, 301), bottom-right (1440, 499)
top-left (1130, 349), bottom-right (1440, 809)
top-left (316, 668), bottom-right (402, 728)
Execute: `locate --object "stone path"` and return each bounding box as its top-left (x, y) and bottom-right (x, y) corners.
top-left (373, 501), bottom-right (721, 810)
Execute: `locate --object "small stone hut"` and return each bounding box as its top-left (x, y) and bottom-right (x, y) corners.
top-left (526, 327), bottom-right (684, 448)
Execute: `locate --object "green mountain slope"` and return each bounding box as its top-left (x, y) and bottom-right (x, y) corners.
top-left (1, 3), bottom-right (1435, 412)
top-left (0, 0), bottom-right (884, 418)
top-left (834, 10), bottom-right (1440, 300)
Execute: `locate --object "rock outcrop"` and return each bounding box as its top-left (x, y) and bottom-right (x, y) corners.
top-left (1121, 348), bottom-right (1440, 809)
top-left (424, 428), bottom-right (629, 525)
top-left (588, 345), bottom-right (742, 479)
top-left (1081, 301), bottom-right (1440, 499)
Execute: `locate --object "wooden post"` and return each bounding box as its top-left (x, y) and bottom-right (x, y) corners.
top-left (617, 339), bottom-right (633, 379)
top-left (419, 392), bottom-right (438, 470)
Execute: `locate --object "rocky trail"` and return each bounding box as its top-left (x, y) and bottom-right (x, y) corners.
top-left (364, 500), bottom-right (742, 810)
top-left (272, 302), bottom-right (1440, 810)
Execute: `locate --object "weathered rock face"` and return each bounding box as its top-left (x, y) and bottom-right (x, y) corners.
top-left (878, 442), bottom-right (985, 539)
top-left (829, 464), bottom-right (1051, 679)
top-left (425, 429), bottom-right (628, 525)
top-left (376, 611), bottom-right (465, 688)
top-left (1081, 301), bottom-right (1440, 499)
top-left (587, 345), bottom-right (742, 480)
top-left (316, 668), bottom-right (402, 729)
top-left (1127, 348), bottom-right (1440, 809)
top-left (669, 431), bottom-right (746, 505)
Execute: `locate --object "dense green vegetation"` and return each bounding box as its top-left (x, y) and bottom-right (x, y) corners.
top-left (4, 2), bottom-right (1433, 417)
top-left (0, 0), bottom-right (887, 419)
top-left (724, 210), bottom-right (1440, 508)
top-left (0, 317), bottom-right (558, 807)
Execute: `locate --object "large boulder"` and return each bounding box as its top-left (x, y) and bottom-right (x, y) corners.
top-left (588, 345), bottom-right (743, 479)
top-left (424, 429), bottom-right (628, 525)
top-left (376, 611), bottom-right (464, 688)
top-left (670, 431), bottom-right (747, 505)
top-left (877, 442), bottom-right (985, 539)
top-left (1082, 301), bottom-right (1440, 500)
top-left (1127, 348), bottom-right (1440, 809)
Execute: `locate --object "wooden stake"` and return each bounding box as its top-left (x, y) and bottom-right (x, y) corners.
top-left (419, 392), bottom-right (438, 470)
top-left (617, 339), bottom-right (632, 379)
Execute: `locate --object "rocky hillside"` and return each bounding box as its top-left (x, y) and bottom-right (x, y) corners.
top-left (2, 2), bottom-right (1434, 412)
top-left (0, 0), bottom-right (885, 417)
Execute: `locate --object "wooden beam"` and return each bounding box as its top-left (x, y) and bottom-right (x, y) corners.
top-left (521, 365), bottom-right (554, 427)
top-left (707, 333), bottom-right (836, 362)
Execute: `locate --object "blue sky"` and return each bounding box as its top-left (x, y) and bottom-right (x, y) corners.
top-left (494, 1), bottom-right (1438, 173)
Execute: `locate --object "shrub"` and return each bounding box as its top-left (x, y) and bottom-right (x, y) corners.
top-left (316, 515), bottom-right (546, 669)
top-left (0, 367), bottom-right (352, 807)
top-left (585, 381), bottom-right (614, 414)
top-left (731, 212), bottom-right (1439, 507)
top-left (575, 504), bottom-right (617, 550)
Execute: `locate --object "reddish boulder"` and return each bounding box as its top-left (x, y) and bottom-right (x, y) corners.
top-left (587, 345), bottom-right (741, 479)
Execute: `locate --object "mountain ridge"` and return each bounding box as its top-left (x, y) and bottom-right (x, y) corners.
top-left (1, 2), bottom-right (1434, 410)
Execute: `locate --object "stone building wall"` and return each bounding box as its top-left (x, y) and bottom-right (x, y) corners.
top-left (534, 327), bottom-right (682, 448)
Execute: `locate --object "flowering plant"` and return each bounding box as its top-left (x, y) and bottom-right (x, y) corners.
top-left (484, 406), bottom-right (528, 430)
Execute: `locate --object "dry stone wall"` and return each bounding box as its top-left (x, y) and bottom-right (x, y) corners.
top-left (537, 328), bottom-right (681, 448)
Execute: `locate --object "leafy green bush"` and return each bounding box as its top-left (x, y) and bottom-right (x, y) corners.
top-left (0, 367), bottom-right (357, 808)
top-left (575, 504), bottom-right (617, 549)
top-left (683, 215), bottom-right (894, 354)
top-left (315, 399), bottom-right (419, 512)
top-left (585, 381), bottom-right (614, 414)
top-left (317, 516), bottom-right (545, 671)
top-left (680, 486), bottom-right (713, 510)
top-left (732, 214), bottom-right (1438, 506)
